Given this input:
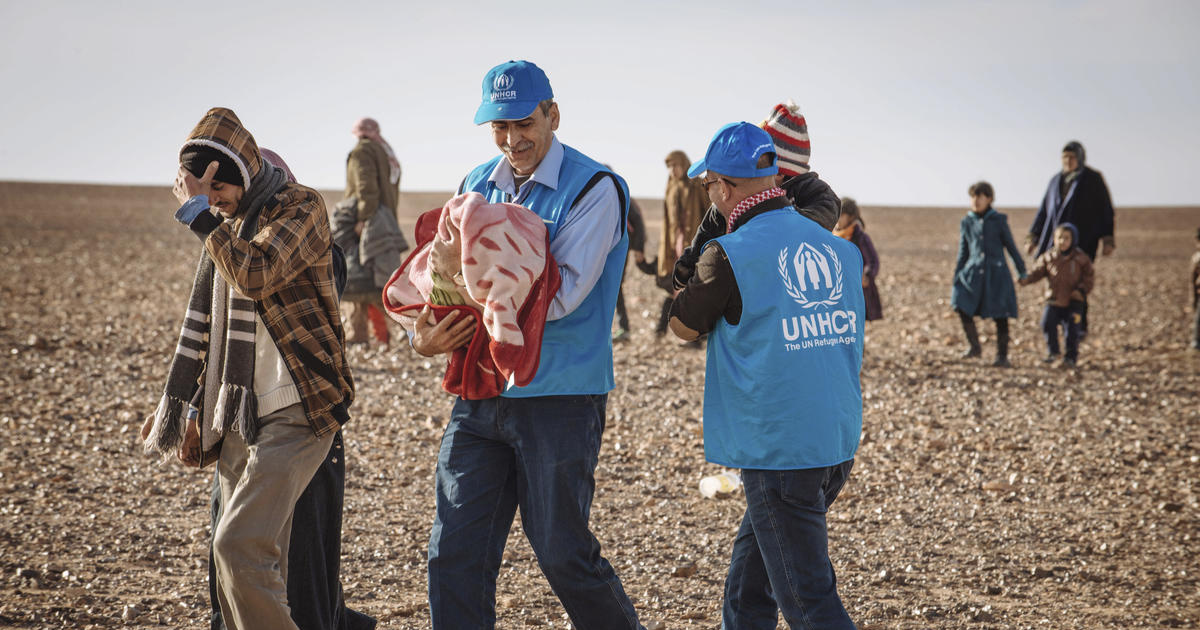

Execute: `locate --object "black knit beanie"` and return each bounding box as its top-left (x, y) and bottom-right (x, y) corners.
top-left (180, 146), bottom-right (243, 186)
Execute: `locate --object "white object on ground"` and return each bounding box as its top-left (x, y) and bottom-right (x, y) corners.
top-left (699, 470), bottom-right (741, 498)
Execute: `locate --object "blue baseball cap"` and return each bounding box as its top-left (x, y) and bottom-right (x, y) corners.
top-left (687, 122), bottom-right (779, 179)
top-left (473, 60), bottom-right (554, 125)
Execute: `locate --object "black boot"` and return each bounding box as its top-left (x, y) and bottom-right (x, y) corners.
top-left (654, 296), bottom-right (672, 336)
top-left (992, 318), bottom-right (1010, 367)
top-left (957, 310), bottom-right (981, 358)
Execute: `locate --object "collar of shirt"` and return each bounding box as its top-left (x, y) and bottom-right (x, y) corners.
top-left (727, 187), bottom-right (787, 233)
top-left (487, 135), bottom-right (564, 199)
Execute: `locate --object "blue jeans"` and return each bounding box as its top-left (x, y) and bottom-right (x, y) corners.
top-left (1041, 301), bottom-right (1084, 360)
top-left (723, 461), bottom-right (855, 630)
top-left (428, 395), bottom-right (641, 630)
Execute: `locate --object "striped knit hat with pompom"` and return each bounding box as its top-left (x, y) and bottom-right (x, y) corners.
top-left (761, 100), bottom-right (810, 176)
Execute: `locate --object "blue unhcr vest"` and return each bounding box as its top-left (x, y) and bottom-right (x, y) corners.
top-left (704, 208), bottom-right (864, 470)
top-left (460, 145), bottom-right (629, 397)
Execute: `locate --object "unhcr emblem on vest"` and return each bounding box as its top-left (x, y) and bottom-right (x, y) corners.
top-left (491, 73), bottom-right (518, 103)
top-left (778, 243), bottom-right (844, 309)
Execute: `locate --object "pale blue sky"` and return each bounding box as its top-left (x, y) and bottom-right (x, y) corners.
top-left (1, 0), bottom-right (1197, 206)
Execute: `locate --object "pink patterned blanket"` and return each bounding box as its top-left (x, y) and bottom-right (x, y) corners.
top-left (383, 192), bottom-right (560, 399)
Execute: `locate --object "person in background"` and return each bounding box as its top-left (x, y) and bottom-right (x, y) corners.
top-left (669, 121), bottom-right (862, 629)
top-left (336, 117), bottom-right (407, 347)
top-left (207, 147), bottom-right (375, 630)
top-left (952, 181), bottom-right (1026, 367)
top-left (833, 197), bottom-right (882, 323)
top-left (656, 150), bottom-right (707, 335)
top-left (1019, 223), bottom-right (1094, 367)
top-left (1027, 140), bottom-right (1114, 337)
top-left (613, 197), bottom-right (654, 342)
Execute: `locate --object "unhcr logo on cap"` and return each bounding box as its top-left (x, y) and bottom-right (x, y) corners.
top-left (491, 73), bottom-right (518, 102)
top-left (475, 60), bottom-right (554, 124)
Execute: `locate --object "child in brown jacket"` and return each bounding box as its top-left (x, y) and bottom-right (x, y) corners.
top-left (1019, 223), bottom-right (1094, 367)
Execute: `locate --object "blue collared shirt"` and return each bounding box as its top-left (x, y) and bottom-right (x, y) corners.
top-left (485, 137), bottom-right (623, 320)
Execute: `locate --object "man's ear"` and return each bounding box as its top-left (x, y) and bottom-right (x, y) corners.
top-left (548, 103), bottom-right (560, 132)
top-left (719, 179), bottom-right (733, 203)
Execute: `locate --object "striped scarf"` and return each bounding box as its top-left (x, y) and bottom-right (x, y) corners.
top-left (144, 163), bottom-right (286, 459)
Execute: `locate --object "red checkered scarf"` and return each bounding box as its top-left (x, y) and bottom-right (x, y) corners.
top-left (727, 187), bottom-right (786, 233)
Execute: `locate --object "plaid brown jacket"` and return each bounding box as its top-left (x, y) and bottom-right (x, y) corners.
top-left (185, 108), bottom-right (354, 437)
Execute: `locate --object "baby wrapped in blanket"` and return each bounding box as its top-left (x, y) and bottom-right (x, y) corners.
top-left (383, 192), bottom-right (560, 399)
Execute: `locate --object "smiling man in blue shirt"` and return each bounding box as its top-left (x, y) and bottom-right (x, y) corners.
top-left (412, 60), bottom-right (642, 630)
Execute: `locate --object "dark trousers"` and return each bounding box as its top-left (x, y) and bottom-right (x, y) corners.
top-left (428, 395), bottom-right (641, 630)
top-left (615, 268), bottom-right (630, 332)
top-left (955, 309), bottom-right (1009, 357)
top-left (723, 462), bottom-right (856, 630)
top-left (1192, 304), bottom-right (1199, 348)
top-left (209, 430), bottom-right (376, 630)
top-left (1041, 301), bottom-right (1084, 360)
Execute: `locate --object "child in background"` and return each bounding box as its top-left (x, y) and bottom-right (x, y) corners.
top-left (1190, 228), bottom-right (1200, 350)
top-left (833, 198), bottom-right (882, 322)
top-left (952, 182), bottom-right (1026, 367)
top-left (1019, 223), bottom-right (1094, 367)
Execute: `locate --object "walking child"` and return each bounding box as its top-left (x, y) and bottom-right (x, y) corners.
top-left (952, 181), bottom-right (1026, 366)
top-left (1019, 223), bottom-right (1094, 367)
top-left (834, 197), bottom-right (882, 321)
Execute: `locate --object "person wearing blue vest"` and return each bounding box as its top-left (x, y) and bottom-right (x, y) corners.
top-left (410, 60), bottom-right (643, 630)
top-left (669, 122), bottom-right (864, 629)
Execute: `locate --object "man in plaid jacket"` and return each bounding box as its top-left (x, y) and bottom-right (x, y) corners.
top-left (144, 107), bottom-right (355, 629)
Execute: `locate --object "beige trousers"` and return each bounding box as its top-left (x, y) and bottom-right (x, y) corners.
top-left (213, 404), bottom-right (335, 630)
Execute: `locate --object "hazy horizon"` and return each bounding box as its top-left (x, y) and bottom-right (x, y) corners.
top-left (2, 1), bottom-right (1197, 207)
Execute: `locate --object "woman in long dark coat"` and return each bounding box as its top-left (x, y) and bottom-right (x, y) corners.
top-left (952, 182), bottom-right (1026, 366)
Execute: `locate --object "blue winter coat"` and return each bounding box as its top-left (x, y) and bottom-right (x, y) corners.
top-left (951, 208), bottom-right (1027, 318)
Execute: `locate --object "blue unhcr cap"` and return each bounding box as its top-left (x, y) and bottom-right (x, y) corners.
top-left (687, 122), bottom-right (779, 179)
top-left (473, 60), bottom-right (554, 125)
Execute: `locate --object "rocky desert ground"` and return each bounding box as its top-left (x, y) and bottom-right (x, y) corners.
top-left (0, 181), bottom-right (1197, 629)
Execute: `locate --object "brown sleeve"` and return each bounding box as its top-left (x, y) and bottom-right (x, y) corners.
top-left (1025, 255), bottom-right (1048, 284)
top-left (348, 146), bottom-right (380, 221)
top-left (205, 186), bottom-right (330, 300)
top-left (670, 241), bottom-right (742, 332)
